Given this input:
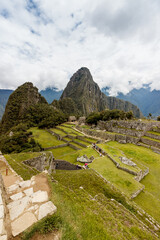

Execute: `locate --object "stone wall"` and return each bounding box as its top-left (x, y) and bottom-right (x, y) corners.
top-left (98, 120), bottom-right (160, 132)
top-left (141, 138), bottom-right (160, 149)
top-left (0, 173), bottom-right (8, 240)
top-left (131, 186), bottom-right (145, 199)
top-left (134, 168), bottom-right (149, 182)
top-left (145, 132), bottom-right (160, 141)
top-left (72, 140), bottom-right (87, 148)
top-left (76, 126), bottom-right (115, 141)
top-left (44, 143), bottom-right (68, 150)
top-left (23, 152), bottom-right (56, 174)
top-left (54, 160), bottom-right (81, 170)
top-left (68, 143), bottom-right (81, 150)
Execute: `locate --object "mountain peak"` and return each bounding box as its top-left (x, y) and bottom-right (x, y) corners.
top-left (0, 82), bottom-right (47, 133)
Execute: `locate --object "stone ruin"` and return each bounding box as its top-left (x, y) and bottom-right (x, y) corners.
top-left (77, 155), bottom-right (94, 163)
top-left (119, 157), bottom-right (136, 167)
top-left (23, 152), bottom-right (56, 174)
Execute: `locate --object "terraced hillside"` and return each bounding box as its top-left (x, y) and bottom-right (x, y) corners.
top-left (2, 122), bottom-right (160, 239)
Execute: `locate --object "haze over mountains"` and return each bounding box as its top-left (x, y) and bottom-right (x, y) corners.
top-left (0, 67), bottom-right (159, 119)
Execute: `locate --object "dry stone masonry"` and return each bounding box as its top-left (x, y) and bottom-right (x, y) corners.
top-left (0, 175), bottom-right (7, 240)
top-left (7, 177), bottom-right (57, 237)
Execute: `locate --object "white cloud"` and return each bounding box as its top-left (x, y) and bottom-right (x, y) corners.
top-left (0, 0), bottom-right (160, 95)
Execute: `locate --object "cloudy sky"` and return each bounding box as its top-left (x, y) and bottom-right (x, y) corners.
top-left (0, 0), bottom-right (160, 95)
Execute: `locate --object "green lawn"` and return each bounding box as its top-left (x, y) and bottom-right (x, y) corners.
top-left (47, 146), bottom-right (76, 159)
top-left (98, 143), bottom-right (142, 173)
top-left (90, 156), bottom-right (143, 197)
top-left (29, 127), bottom-right (65, 148)
top-left (46, 170), bottom-right (157, 240)
top-left (57, 147), bottom-right (100, 165)
top-left (106, 141), bottom-right (160, 222)
top-left (51, 128), bottom-right (67, 136)
top-left (5, 153), bottom-right (39, 180)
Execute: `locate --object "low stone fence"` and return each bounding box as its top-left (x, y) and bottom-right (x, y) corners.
top-left (151, 146), bottom-right (160, 154)
top-left (76, 136), bottom-right (90, 143)
top-left (93, 144), bottom-right (138, 176)
top-left (68, 143), bottom-right (81, 150)
top-left (131, 186), bottom-right (145, 199)
top-left (44, 143), bottom-right (68, 150)
top-left (134, 168), bottom-right (149, 182)
top-left (54, 160), bottom-right (82, 170)
top-left (145, 132), bottom-right (160, 141)
top-left (72, 140), bottom-right (87, 148)
top-left (0, 173), bottom-right (8, 239)
top-left (46, 129), bottom-right (62, 140)
top-left (141, 138), bottom-right (160, 149)
top-left (126, 136), bottom-right (139, 144)
top-left (56, 127), bottom-right (68, 135)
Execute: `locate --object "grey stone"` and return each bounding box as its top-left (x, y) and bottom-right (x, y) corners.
top-left (0, 194), bottom-right (3, 205)
top-left (23, 187), bottom-right (33, 196)
top-left (0, 219), bottom-right (5, 235)
top-left (0, 205), bottom-right (4, 219)
top-left (31, 191), bottom-right (48, 203)
top-left (19, 180), bottom-right (31, 189)
top-left (38, 201), bottom-right (57, 220)
top-left (7, 184), bottom-right (19, 194)
top-left (8, 196), bottom-right (30, 221)
top-left (0, 235), bottom-right (7, 240)
top-left (10, 192), bottom-right (23, 201)
top-left (11, 212), bottom-right (37, 236)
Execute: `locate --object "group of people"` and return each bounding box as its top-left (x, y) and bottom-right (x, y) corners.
top-left (92, 143), bottom-right (103, 157)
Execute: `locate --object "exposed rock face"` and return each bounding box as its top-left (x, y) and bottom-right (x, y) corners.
top-left (0, 82), bottom-right (47, 133)
top-left (60, 67), bottom-right (143, 117)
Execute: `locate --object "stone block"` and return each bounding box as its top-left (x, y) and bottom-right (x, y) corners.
top-left (38, 201), bottom-right (57, 220)
top-left (19, 180), bottom-right (31, 189)
top-left (0, 219), bottom-right (5, 235)
top-left (31, 191), bottom-right (48, 203)
top-left (7, 184), bottom-right (19, 194)
top-left (0, 205), bottom-right (4, 219)
top-left (11, 212), bottom-right (37, 236)
top-left (23, 187), bottom-right (33, 196)
top-left (10, 192), bottom-right (23, 201)
top-left (0, 235), bottom-right (7, 240)
top-left (8, 196), bottom-right (30, 221)
top-left (0, 194), bottom-right (3, 205)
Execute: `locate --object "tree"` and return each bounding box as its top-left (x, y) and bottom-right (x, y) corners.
top-left (157, 116), bottom-right (160, 121)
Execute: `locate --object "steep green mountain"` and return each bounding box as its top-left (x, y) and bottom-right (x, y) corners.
top-left (0, 89), bottom-right (13, 119)
top-left (60, 67), bottom-right (143, 117)
top-left (0, 82), bottom-right (47, 133)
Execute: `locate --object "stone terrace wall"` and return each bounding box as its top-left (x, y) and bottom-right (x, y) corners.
top-left (23, 152), bottom-right (56, 174)
top-left (54, 160), bottom-right (81, 170)
top-left (98, 120), bottom-right (160, 132)
top-left (145, 132), bottom-right (160, 141)
top-left (0, 173), bottom-right (8, 240)
top-left (76, 126), bottom-right (116, 141)
top-left (141, 138), bottom-right (160, 149)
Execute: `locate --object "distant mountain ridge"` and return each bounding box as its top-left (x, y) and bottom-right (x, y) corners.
top-left (1, 71), bottom-right (160, 118)
top-left (0, 89), bottom-right (13, 119)
top-left (102, 85), bottom-right (160, 117)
